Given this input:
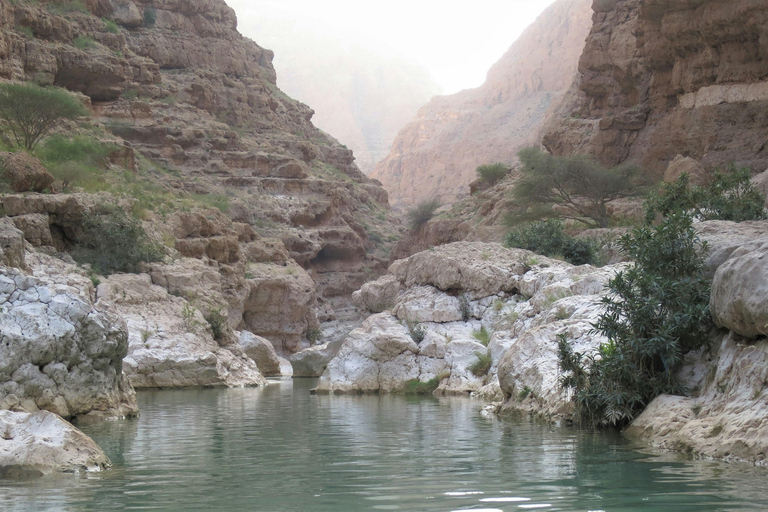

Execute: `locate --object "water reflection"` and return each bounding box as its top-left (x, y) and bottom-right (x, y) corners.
top-left (0, 379), bottom-right (765, 511)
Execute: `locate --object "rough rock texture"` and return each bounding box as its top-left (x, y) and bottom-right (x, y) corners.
top-left (0, 153), bottom-right (54, 193)
top-left (0, 265), bottom-right (137, 420)
top-left (238, 330), bottom-right (281, 377)
top-left (96, 272), bottom-right (267, 388)
top-left (316, 241), bottom-right (620, 409)
top-left (696, 220), bottom-right (768, 277)
top-left (0, 0), bottom-right (396, 299)
top-left (0, 218), bottom-right (25, 269)
top-left (626, 333), bottom-right (768, 465)
top-left (544, 0), bottom-right (768, 177)
top-left (290, 336), bottom-right (346, 378)
top-left (371, 0), bottom-right (593, 205)
top-left (0, 410), bottom-right (110, 476)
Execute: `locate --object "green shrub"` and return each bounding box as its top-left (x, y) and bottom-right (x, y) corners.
top-left (471, 325), bottom-right (492, 346)
top-left (143, 8), bottom-right (156, 27)
top-left (37, 134), bottom-right (115, 166)
top-left (459, 294), bottom-right (471, 321)
top-left (205, 308), bottom-right (226, 341)
top-left (476, 162), bottom-right (507, 186)
top-left (645, 168), bottom-right (767, 223)
top-left (102, 18), bottom-right (119, 34)
top-left (0, 83), bottom-right (88, 150)
top-left (73, 35), bottom-right (95, 49)
top-left (306, 327), bottom-right (322, 343)
top-left (468, 350), bottom-right (492, 377)
top-left (401, 374), bottom-right (447, 395)
top-left (407, 199), bottom-right (441, 230)
top-left (48, 1), bottom-right (89, 15)
top-left (558, 212), bottom-right (711, 426)
top-left (72, 208), bottom-right (164, 274)
top-left (504, 219), bottom-right (598, 266)
top-left (406, 320), bottom-right (427, 343)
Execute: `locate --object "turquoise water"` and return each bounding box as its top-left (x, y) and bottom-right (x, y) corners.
top-left (1, 378), bottom-right (767, 511)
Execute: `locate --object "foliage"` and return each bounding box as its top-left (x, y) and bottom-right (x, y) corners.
top-left (407, 198), bottom-right (441, 230)
top-left (468, 350), bottom-right (492, 377)
top-left (510, 147), bottom-right (643, 228)
top-left (475, 162), bottom-right (507, 186)
top-left (471, 325), bottom-right (492, 347)
top-left (205, 308), bottom-right (226, 341)
top-left (406, 320), bottom-right (427, 343)
top-left (459, 294), bottom-right (471, 321)
top-left (644, 168), bottom-right (767, 224)
top-left (72, 208), bottom-right (164, 274)
top-left (558, 212), bottom-right (711, 426)
top-left (143, 8), bottom-right (156, 27)
top-left (0, 83), bottom-right (88, 150)
top-left (47, 1), bottom-right (88, 15)
top-left (73, 35), bottom-right (95, 49)
top-left (102, 18), bottom-right (120, 34)
top-left (400, 374), bottom-right (448, 395)
top-left (37, 134), bottom-right (115, 165)
top-left (504, 219), bottom-right (598, 266)
top-left (306, 327), bottom-right (322, 343)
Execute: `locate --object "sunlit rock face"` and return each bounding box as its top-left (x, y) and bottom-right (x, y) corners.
top-left (371, 0), bottom-right (593, 205)
top-left (316, 241), bottom-right (622, 419)
top-left (543, 0), bottom-right (768, 176)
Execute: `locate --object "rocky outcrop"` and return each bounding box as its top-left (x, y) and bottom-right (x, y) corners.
top-left (544, 0), bottom-right (768, 176)
top-left (371, 0), bottom-right (593, 205)
top-left (0, 265), bottom-right (137, 421)
top-left (238, 330), bottom-right (281, 377)
top-left (0, 153), bottom-right (54, 193)
top-left (96, 272), bottom-right (267, 388)
top-left (625, 222), bottom-right (768, 464)
top-left (316, 241), bottom-right (620, 412)
top-left (0, 410), bottom-right (110, 476)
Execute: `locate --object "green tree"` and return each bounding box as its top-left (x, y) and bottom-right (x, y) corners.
top-left (475, 162), bottom-right (508, 186)
top-left (504, 219), bottom-right (598, 266)
top-left (510, 147), bottom-right (643, 228)
top-left (407, 198), bottom-right (441, 230)
top-left (559, 212), bottom-right (711, 426)
top-left (0, 83), bottom-right (88, 150)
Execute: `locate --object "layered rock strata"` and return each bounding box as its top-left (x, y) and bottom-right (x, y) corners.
top-left (543, 0), bottom-right (768, 176)
top-left (371, 0), bottom-right (593, 205)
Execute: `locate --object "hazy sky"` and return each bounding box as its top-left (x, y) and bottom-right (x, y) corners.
top-left (227, 0), bottom-right (559, 95)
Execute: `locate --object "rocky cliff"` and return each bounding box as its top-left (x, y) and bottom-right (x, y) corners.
top-left (543, 0), bottom-right (768, 176)
top-left (370, 0), bottom-right (593, 205)
top-left (0, 0), bottom-right (401, 354)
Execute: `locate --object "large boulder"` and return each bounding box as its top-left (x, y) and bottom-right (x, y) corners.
top-left (289, 336), bottom-right (346, 378)
top-left (0, 410), bottom-right (111, 476)
top-left (710, 240), bottom-right (768, 338)
top-left (238, 331), bottom-right (281, 376)
top-left (696, 220), bottom-right (768, 277)
top-left (0, 266), bottom-right (137, 420)
top-left (97, 273), bottom-right (267, 388)
top-left (0, 153), bottom-right (54, 193)
top-left (0, 218), bottom-right (25, 268)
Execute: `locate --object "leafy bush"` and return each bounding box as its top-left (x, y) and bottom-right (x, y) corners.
top-left (73, 35), bottom-right (95, 49)
top-left (504, 219), bottom-right (598, 266)
top-left (48, 1), bottom-right (89, 15)
top-left (37, 134), bottom-right (115, 166)
top-left (401, 374), bottom-right (447, 395)
top-left (306, 327), bottom-right (322, 343)
top-left (72, 208), bottom-right (164, 274)
top-left (471, 326), bottom-right (492, 346)
top-left (468, 350), bottom-right (492, 377)
top-left (102, 18), bottom-right (120, 34)
top-left (558, 212), bottom-right (711, 426)
top-left (476, 162), bottom-right (507, 186)
top-left (407, 320), bottom-right (427, 343)
top-left (205, 308), bottom-right (226, 341)
top-left (0, 83), bottom-right (88, 149)
top-left (407, 199), bottom-right (441, 230)
top-left (143, 8), bottom-right (156, 27)
top-left (510, 147), bottom-right (644, 228)
top-left (645, 168), bottom-right (767, 223)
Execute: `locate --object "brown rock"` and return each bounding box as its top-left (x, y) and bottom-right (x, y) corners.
top-left (0, 153), bottom-right (54, 193)
top-left (663, 155), bottom-right (707, 185)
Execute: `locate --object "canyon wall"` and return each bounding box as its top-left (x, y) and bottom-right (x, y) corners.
top-left (371, 0), bottom-right (593, 205)
top-left (544, 0), bottom-right (768, 176)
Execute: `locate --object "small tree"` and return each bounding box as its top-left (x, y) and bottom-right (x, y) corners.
top-left (0, 83), bottom-right (88, 150)
top-left (510, 147), bottom-right (643, 228)
top-left (476, 162), bottom-right (508, 186)
top-left (407, 198), bottom-right (441, 230)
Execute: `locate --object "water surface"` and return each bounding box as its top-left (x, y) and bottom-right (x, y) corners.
top-left (2, 379), bottom-right (766, 511)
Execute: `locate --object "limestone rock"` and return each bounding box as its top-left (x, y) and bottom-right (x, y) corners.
top-left (626, 333), bottom-right (768, 465)
top-left (289, 336), bottom-right (346, 378)
top-left (351, 274), bottom-right (403, 313)
top-left (710, 239), bottom-right (768, 338)
top-left (97, 273), bottom-right (266, 388)
top-left (697, 220), bottom-right (768, 277)
top-left (0, 266), bottom-right (137, 420)
top-left (0, 410), bottom-right (110, 476)
top-left (0, 218), bottom-right (25, 269)
top-left (391, 285), bottom-right (463, 324)
top-left (238, 331), bottom-right (281, 376)
top-left (663, 155), bottom-right (706, 185)
top-left (0, 153), bottom-right (54, 193)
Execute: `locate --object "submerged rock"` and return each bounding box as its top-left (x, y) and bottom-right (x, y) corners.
top-left (0, 410), bottom-right (110, 476)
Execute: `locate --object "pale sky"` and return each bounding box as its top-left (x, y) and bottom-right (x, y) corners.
top-left (226, 0), bottom-right (559, 95)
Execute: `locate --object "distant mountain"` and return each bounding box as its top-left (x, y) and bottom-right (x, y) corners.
top-left (237, 14), bottom-right (441, 174)
top-left (371, 0), bottom-right (593, 205)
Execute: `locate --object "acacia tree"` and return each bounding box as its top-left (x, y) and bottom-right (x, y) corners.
top-left (510, 147), bottom-right (643, 228)
top-left (0, 83), bottom-right (88, 150)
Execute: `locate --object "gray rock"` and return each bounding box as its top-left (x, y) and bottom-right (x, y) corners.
top-left (0, 410), bottom-right (110, 476)
top-left (290, 336), bottom-right (346, 377)
top-left (239, 331), bottom-right (281, 376)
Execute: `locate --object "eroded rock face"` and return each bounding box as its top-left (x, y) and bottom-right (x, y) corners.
top-left (0, 153), bottom-right (54, 193)
top-left (371, 0), bottom-right (593, 205)
top-left (0, 266), bottom-right (137, 420)
top-left (0, 410), bottom-right (110, 476)
top-left (544, 0), bottom-right (768, 176)
top-left (626, 333), bottom-right (768, 465)
top-left (316, 241), bottom-right (620, 411)
top-left (97, 273), bottom-right (266, 388)
top-left (238, 330), bottom-right (281, 377)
